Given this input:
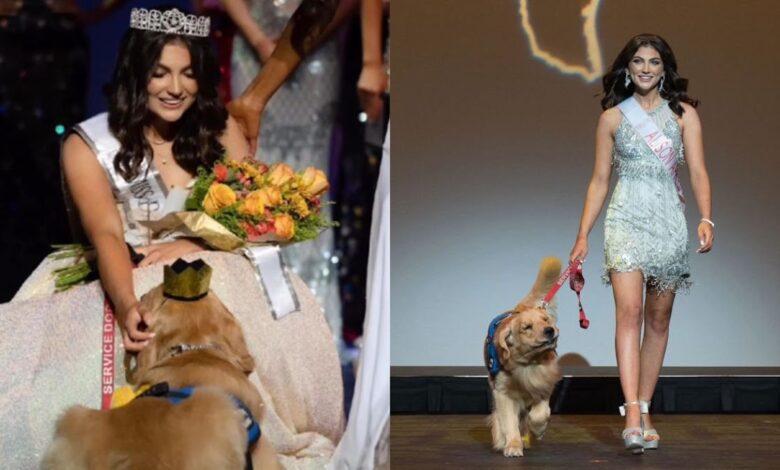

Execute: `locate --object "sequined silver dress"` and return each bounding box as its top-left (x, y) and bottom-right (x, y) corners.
top-left (603, 101), bottom-right (691, 292)
top-left (231, 0), bottom-right (342, 339)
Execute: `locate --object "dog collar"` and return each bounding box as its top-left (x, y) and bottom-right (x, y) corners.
top-left (484, 311), bottom-right (514, 379)
top-left (167, 343), bottom-right (222, 358)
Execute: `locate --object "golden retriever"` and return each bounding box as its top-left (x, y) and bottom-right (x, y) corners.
top-left (485, 256), bottom-right (562, 457)
top-left (42, 276), bottom-right (282, 470)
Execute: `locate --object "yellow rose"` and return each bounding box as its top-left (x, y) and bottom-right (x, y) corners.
top-left (274, 214), bottom-right (295, 240)
top-left (239, 190), bottom-right (267, 216)
top-left (268, 163), bottom-right (295, 186)
top-left (290, 193), bottom-right (310, 217)
top-left (259, 186), bottom-right (282, 207)
top-left (300, 167), bottom-right (329, 197)
top-left (203, 183), bottom-right (237, 215)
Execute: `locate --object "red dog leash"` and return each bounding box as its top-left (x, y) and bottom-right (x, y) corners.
top-left (542, 260), bottom-right (589, 329)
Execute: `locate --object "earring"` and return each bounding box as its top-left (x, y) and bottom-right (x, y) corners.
top-left (624, 70), bottom-right (631, 88)
top-left (659, 76), bottom-right (665, 93)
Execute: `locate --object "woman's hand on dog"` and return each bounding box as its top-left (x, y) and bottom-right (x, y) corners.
top-left (135, 239), bottom-right (207, 268)
top-left (569, 237), bottom-right (589, 263)
top-left (120, 302), bottom-right (155, 352)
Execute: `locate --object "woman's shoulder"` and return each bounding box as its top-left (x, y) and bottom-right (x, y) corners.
top-left (62, 131), bottom-right (95, 161)
top-left (679, 101), bottom-right (700, 120)
top-left (67, 112), bottom-right (119, 157)
top-left (677, 101), bottom-right (701, 131)
top-left (598, 107), bottom-right (623, 132)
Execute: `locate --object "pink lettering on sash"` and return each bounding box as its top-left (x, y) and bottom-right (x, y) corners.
top-left (101, 298), bottom-right (116, 410)
top-left (618, 97), bottom-right (685, 203)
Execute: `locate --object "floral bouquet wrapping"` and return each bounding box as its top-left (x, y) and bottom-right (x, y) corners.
top-left (141, 159), bottom-right (335, 251)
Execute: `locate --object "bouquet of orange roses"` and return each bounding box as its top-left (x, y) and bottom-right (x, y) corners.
top-left (140, 158), bottom-right (335, 250)
top-left (51, 159), bottom-right (335, 291)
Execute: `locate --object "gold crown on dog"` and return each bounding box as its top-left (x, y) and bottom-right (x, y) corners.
top-left (163, 258), bottom-right (212, 300)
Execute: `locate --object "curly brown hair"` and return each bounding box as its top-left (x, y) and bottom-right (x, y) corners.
top-left (601, 33), bottom-right (698, 116)
top-left (107, 8), bottom-right (226, 182)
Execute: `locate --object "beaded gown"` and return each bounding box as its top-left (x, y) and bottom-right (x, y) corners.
top-left (603, 100), bottom-right (691, 292)
top-left (231, 0), bottom-right (342, 340)
top-left (0, 114), bottom-right (344, 469)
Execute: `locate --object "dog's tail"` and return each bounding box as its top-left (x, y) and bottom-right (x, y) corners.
top-left (515, 256), bottom-right (562, 313)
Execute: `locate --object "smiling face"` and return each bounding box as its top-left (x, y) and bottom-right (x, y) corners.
top-left (627, 45), bottom-right (665, 93)
top-left (146, 41), bottom-right (198, 123)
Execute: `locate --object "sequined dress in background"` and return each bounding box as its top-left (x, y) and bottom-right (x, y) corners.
top-left (231, 0), bottom-right (342, 339)
top-left (0, 0), bottom-right (87, 301)
top-left (604, 100), bottom-right (691, 292)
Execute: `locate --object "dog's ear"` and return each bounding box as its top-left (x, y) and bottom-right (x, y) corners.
top-left (213, 297), bottom-right (256, 375)
top-left (225, 332), bottom-right (255, 375)
top-left (127, 337), bottom-right (159, 384)
top-left (496, 325), bottom-right (515, 363)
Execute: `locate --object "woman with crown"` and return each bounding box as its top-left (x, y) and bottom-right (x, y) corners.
top-left (0, 6), bottom-right (344, 467)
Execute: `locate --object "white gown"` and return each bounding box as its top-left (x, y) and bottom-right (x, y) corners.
top-left (329, 126), bottom-right (390, 469)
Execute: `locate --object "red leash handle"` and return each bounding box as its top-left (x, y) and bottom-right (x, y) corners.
top-left (543, 260), bottom-right (590, 329)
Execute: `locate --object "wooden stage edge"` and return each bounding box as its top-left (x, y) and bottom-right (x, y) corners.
top-left (391, 366), bottom-right (780, 378)
top-left (391, 367), bottom-right (780, 414)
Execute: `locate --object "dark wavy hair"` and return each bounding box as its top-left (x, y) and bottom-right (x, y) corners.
top-left (601, 34), bottom-right (698, 116)
top-left (107, 8), bottom-right (226, 182)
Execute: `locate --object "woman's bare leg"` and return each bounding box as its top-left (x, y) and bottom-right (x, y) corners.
top-left (610, 271), bottom-right (645, 430)
top-left (638, 284), bottom-right (675, 431)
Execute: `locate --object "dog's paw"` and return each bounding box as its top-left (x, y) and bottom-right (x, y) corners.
top-left (529, 421), bottom-right (548, 439)
top-left (492, 439), bottom-right (506, 452)
top-left (503, 439), bottom-right (524, 457)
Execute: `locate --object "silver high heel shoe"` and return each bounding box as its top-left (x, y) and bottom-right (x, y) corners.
top-left (639, 400), bottom-right (660, 450)
top-left (619, 401), bottom-right (644, 454)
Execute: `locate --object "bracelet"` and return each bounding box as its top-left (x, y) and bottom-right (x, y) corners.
top-left (700, 218), bottom-right (715, 228)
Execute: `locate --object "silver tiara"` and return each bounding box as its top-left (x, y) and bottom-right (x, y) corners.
top-left (129, 8), bottom-right (210, 38)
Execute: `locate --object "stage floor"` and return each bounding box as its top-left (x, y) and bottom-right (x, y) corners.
top-left (391, 414), bottom-right (780, 469)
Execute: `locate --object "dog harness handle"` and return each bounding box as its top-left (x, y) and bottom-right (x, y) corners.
top-left (484, 311), bottom-right (513, 378)
top-left (137, 383), bottom-right (262, 447)
top-left (543, 260), bottom-right (590, 329)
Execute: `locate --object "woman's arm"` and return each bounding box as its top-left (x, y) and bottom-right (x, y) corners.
top-left (680, 103), bottom-right (713, 253)
top-left (225, 0), bottom-right (347, 155)
top-left (221, 114), bottom-right (253, 162)
top-left (220, 0), bottom-right (277, 62)
top-left (357, 0), bottom-right (387, 123)
top-left (570, 108), bottom-right (619, 262)
top-left (61, 134), bottom-right (154, 351)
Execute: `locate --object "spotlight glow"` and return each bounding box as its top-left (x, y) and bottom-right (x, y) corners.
top-left (518, 0), bottom-right (604, 82)
top-left (55, 124), bottom-right (65, 135)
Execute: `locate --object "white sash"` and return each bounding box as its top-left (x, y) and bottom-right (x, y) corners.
top-left (618, 97), bottom-right (685, 203)
top-left (73, 113), bottom-right (171, 246)
top-left (242, 245), bottom-right (300, 320)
